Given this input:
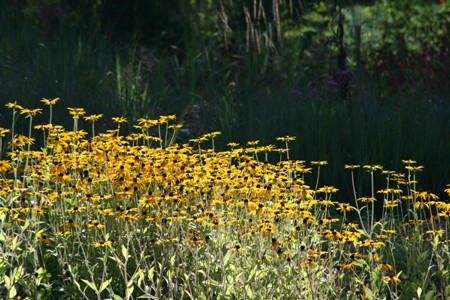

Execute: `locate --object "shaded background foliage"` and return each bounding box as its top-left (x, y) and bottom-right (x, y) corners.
top-left (1, 0), bottom-right (449, 199)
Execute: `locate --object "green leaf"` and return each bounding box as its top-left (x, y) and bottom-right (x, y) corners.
top-left (417, 287), bottom-right (422, 298)
top-left (247, 265), bottom-right (258, 281)
top-left (99, 278), bottom-right (112, 293)
top-left (170, 254), bottom-right (176, 267)
top-left (126, 286), bottom-right (134, 299)
top-left (3, 275), bottom-right (11, 287)
top-left (122, 244), bottom-right (129, 261)
top-left (134, 268), bottom-right (145, 286)
top-left (223, 250), bottom-right (232, 266)
top-left (424, 290), bottom-right (434, 300)
top-left (81, 279), bottom-right (98, 293)
top-left (184, 290), bottom-right (195, 300)
top-left (73, 279), bottom-right (81, 291)
top-left (8, 286), bottom-right (17, 299)
top-left (147, 266), bottom-right (155, 280)
top-left (365, 287), bottom-right (375, 300)
top-left (245, 285), bottom-right (253, 298)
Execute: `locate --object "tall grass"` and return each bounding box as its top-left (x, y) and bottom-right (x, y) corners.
top-left (0, 12), bottom-right (167, 134)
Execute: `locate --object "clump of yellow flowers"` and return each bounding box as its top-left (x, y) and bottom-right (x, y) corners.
top-left (1, 99), bottom-right (450, 299)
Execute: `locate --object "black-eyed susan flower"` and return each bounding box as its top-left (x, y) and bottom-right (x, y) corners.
top-left (0, 160), bottom-right (13, 173)
top-left (383, 200), bottom-right (399, 208)
top-left (358, 197), bottom-right (376, 203)
top-left (336, 203), bottom-right (355, 212)
top-left (401, 159), bottom-right (417, 165)
top-left (230, 245), bottom-right (246, 252)
top-left (363, 164), bottom-right (383, 171)
top-left (0, 127), bottom-right (10, 137)
top-left (67, 107), bottom-right (86, 118)
top-left (66, 206), bottom-right (87, 213)
top-left (5, 101), bottom-right (24, 110)
top-left (188, 237), bottom-right (206, 246)
top-left (37, 233), bottom-right (51, 244)
top-left (20, 108), bottom-right (43, 116)
top-left (93, 240), bottom-right (112, 248)
top-left (276, 136), bottom-right (296, 142)
top-left (86, 220), bottom-right (105, 229)
top-left (64, 219), bottom-right (80, 229)
top-left (377, 262), bottom-right (393, 271)
top-left (404, 165), bottom-right (424, 172)
top-left (344, 164), bottom-right (360, 169)
top-left (41, 98), bottom-right (60, 105)
top-left (382, 274), bottom-right (401, 285)
top-left (415, 190), bottom-right (439, 201)
top-left (112, 117), bottom-right (128, 123)
top-left (83, 114), bottom-right (104, 122)
top-left (56, 231), bottom-right (71, 237)
top-left (301, 259), bottom-right (318, 268)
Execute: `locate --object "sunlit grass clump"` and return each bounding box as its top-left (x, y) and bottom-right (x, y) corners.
top-left (1, 99), bottom-right (450, 299)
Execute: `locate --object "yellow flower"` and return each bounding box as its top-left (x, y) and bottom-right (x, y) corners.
top-left (230, 245), bottom-right (246, 252)
top-left (93, 240), bottom-right (112, 247)
top-left (188, 237), bottom-right (206, 246)
top-left (316, 186), bottom-right (338, 194)
top-left (404, 165), bottom-right (424, 172)
top-left (227, 142), bottom-right (240, 148)
top-left (168, 124), bottom-right (183, 129)
top-left (358, 196), bottom-right (376, 203)
top-left (383, 200), bottom-right (399, 208)
top-left (64, 219), bottom-right (79, 229)
top-left (401, 159), bottom-right (417, 165)
top-left (136, 118), bottom-right (157, 128)
top-left (202, 131), bottom-right (221, 139)
top-left (159, 114), bottom-right (177, 123)
top-left (5, 101), bottom-right (23, 109)
top-left (66, 206), bottom-right (87, 213)
top-left (276, 136), bottom-right (296, 142)
top-left (41, 98), bottom-right (60, 105)
top-left (86, 220), bottom-right (105, 229)
top-left (112, 116), bottom-right (128, 123)
top-left (377, 262), bottom-right (393, 271)
top-left (0, 160), bottom-right (13, 173)
top-left (445, 184), bottom-right (450, 196)
top-left (336, 203), bottom-right (355, 212)
top-left (382, 274), bottom-right (401, 285)
top-left (189, 137), bottom-right (208, 144)
top-left (338, 261), bottom-right (359, 271)
top-left (84, 114), bottom-right (104, 121)
top-left (363, 164), bottom-right (383, 171)
top-left (381, 229), bottom-right (397, 234)
top-left (301, 259), bottom-right (318, 268)
top-left (0, 206), bottom-right (19, 214)
top-left (311, 161), bottom-right (328, 166)
top-left (344, 164), bottom-right (360, 169)
top-left (425, 229), bottom-right (445, 235)
top-left (415, 190), bottom-right (439, 201)
top-left (67, 107), bottom-right (86, 118)
top-left (359, 239), bottom-right (385, 248)
top-left (56, 231), bottom-right (71, 237)
top-left (0, 127), bottom-right (10, 136)
top-left (20, 108), bottom-right (43, 116)
top-left (37, 233), bottom-right (52, 244)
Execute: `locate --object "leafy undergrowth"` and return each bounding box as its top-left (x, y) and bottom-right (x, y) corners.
top-left (1, 99), bottom-right (450, 299)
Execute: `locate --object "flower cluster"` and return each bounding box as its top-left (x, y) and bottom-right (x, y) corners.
top-left (1, 100), bottom-right (449, 298)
